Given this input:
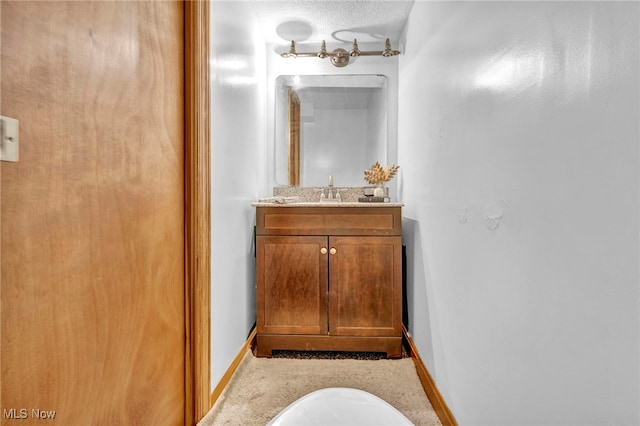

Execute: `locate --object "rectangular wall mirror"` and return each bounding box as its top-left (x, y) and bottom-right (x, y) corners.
top-left (274, 74), bottom-right (389, 187)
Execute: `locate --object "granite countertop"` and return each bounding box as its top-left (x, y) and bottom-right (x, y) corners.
top-left (252, 201), bottom-right (404, 207)
top-left (254, 186), bottom-right (403, 207)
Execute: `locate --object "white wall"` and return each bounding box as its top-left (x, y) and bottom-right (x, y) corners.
top-left (210, 0), bottom-right (267, 389)
top-left (399, 2), bottom-right (639, 425)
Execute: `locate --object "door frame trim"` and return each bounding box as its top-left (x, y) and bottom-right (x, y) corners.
top-left (185, 1), bottom-right (211, 424)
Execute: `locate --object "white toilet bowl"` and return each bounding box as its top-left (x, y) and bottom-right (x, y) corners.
top-left (267, 387), bottom-right (414, 425)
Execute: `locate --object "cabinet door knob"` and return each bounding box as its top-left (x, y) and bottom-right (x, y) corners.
top-left (329, 247), bottom-right (337, 255)
top-left (320, 247), bottom-right (328, 255)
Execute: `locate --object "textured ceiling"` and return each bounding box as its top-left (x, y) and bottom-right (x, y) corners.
top-left (248, 0), bottom-right (415, 48)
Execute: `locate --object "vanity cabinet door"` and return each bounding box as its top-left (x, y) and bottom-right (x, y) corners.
top-left (256, 236), bottom-right (329, 335)
top-left (328, 236), bottom-right (402, 337)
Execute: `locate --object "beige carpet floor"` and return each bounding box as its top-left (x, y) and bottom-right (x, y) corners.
top-left (198, 349), bottom-right (442, 426)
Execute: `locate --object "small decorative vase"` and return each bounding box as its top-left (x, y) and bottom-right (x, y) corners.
top-left (373, 183), bottom-right (385, 197)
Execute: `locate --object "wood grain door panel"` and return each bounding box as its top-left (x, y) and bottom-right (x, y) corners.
top-left (257, 236), bottom-right (329, 335)
top-left (1, 2), bottom-right (185, 424)
top-left (329, 236), bottom-right (402, 337)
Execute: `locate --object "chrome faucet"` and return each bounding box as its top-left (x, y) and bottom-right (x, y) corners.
top-left (317, 175), bottom-right (341, 202)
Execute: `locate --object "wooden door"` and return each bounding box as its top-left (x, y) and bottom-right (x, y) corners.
top-left (1, 2), bottom-right (185, 424)
top-left (329, 236), bottom-right (403, 337)
top-left (256, 236), bottom-right (329, 335)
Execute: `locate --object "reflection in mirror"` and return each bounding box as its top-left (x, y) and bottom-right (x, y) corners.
top-left (275, 75), bottom-right (388, 187)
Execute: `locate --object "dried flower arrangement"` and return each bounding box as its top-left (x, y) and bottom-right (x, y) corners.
top-left (364, 162), bottom-right (400, 185)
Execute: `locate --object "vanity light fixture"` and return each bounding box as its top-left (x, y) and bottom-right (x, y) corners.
top-left (280, 38), bottom-right (400, 68)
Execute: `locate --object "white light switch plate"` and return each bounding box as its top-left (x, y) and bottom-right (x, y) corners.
top-left (0, 115), bottom-right (19, 162)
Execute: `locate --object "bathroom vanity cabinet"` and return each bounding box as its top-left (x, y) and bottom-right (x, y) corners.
top-left (254, 205), bottom-right (403, 358)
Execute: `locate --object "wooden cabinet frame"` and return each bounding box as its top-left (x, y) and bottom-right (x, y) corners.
top-left (255, 206), bottom-right (403, 358)
top-left (257, 235), bottom-right (329, 335)
top-left (329, 236), bottom-right (402, 338)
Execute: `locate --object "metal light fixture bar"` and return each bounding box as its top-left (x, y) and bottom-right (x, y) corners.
top-left (281, 38), bottom-right (400, 68)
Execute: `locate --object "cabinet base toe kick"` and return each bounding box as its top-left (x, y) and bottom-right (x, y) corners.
top-left (256, 334), bottom-right (403, 359)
